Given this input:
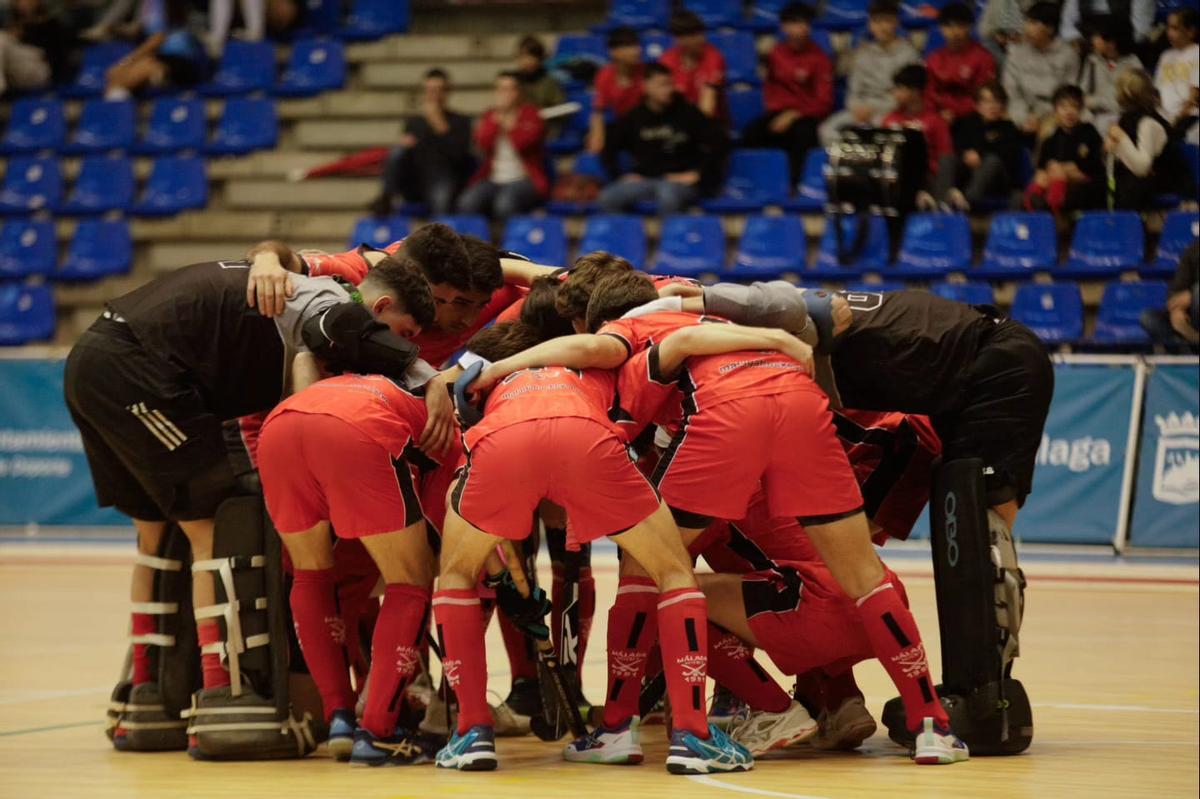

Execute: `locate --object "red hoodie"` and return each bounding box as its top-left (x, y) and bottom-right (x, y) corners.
top-left (925, 41), bottom-right (996, 120)
top-left (763, 38), bottom-right (834, 118)
top-left (469, 103), bottom-right (549, 196)
top-left (882, 106), bottom-right (953, 175)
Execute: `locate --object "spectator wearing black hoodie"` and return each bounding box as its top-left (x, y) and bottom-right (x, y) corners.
top-left (933, 81), bottom-right (1024, 210)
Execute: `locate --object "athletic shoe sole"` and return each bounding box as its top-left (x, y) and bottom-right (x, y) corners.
top-left (913, 748), bottom-right (969, 765)
top-left (436, 752), bottom-right (498, 771)
top-left (665, 756), bottom-right (752, 775)
top-left (328, 736), bottom-right (354, 762)
top-left (812, 717), bottom-right (877, 751)
top-left (563, 750), bottom-right (644, 765)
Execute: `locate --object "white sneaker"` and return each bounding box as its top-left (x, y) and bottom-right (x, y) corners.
top-left (562, 716), bottom-right (643, 764)
top-left (404, 671), bottom-right (434, 712)
top-left (418, 691), bottom-right (450, 737)
top-left (490, 692), bottom-right (531, 737)
top-left (916, 191), bottom-right (938, 212)
top-left (912, 717), bottom-right (970, 765)
top-left (727, 701), bottom-right (818, 756)
top-left (811, 696), bottom-right (877, 751)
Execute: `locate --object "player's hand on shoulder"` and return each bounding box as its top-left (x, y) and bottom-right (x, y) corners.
top-left (780, 335), bottom-right (814, 376)
top-left (657, 282), bottom-right (703, 300)
top-left (247, 255), bottom-right (295, 318)
top-left (472, 363), bottom-right (506, 397)
top-left (420, 375), bottom-right (457, 455)
top-left (830, 294), bottom-right (852, 336)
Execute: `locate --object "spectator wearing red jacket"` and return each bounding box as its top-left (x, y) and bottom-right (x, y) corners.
top-left (744, 2), bottom-right (833, 183)
top-left (925, 2), bottom-right (997, 129)
top-left (882, 65), bottom-right (954, 197)
top-left (660, 10), bottom-right (725, 118)
top-left (457, 71), bottom-right (548, 220)
top-left (587, 26), bottom-right (645, 154)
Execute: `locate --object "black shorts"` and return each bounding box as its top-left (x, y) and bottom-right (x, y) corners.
top-left (63, 317), bottom-right (236, 521)
top-left (932, 320), bottom-right (1054, 508)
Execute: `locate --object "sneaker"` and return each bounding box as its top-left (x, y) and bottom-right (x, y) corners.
top-left (349, 726), bottom-right (438, 767)
top-left (727, 701), bottom-right (818, 756)
top-left (916, 191), bottom-right (938, 212)
top-left (562, 716), bottom-right (643, 765)
top-left (912, 717), bottom-right (970, 765)
top-left (666, 723), bottom-right (754, 775)
top-left (405, 671), bottom-right (435, 713)
top-left (493, 678), bottom-right (541, 737)
top-left (419, 691), bottom-right (450, 737)
top-left (436, 725), bottom-right (498, 771)
top-left (491, 694), bottom-right (531, 737)
top-left (707, 685), bottom-right (746, 732)
top-left (327, 709), bottom-right (356, 762)
top-left (947, 188), bottom-right (971, 212)
top-left (811, 696), bottom-right (877, 751)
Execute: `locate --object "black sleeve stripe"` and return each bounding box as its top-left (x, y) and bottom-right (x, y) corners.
top-left (600, 331), bottom-right (632, 357)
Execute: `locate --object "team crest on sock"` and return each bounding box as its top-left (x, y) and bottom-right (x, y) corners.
top-left (394, 644), bottom-right (421, 676)
top-left (713, 633), bottom-right (751, 661)
top-left (677, 653), bottom-right (708, 684)
top-left (892, 643), bottom-right (930, 679)
top-left (611, 649), bottom-right (647, 679)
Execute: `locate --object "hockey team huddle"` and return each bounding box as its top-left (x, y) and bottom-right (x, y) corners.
top-left (67, 222), bottom-right (1049, 774)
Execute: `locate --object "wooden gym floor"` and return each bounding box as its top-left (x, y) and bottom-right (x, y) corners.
top-left (1, 537), bottom-right (1197, 799)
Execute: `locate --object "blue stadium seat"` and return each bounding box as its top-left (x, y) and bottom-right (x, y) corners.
top-left (651, 215), bottom-right (725, 276)
top-left (502, 216), bottom-right (568, 266)
top-left (0, 219), bottom-right (56, 279)
top-left (711, 31), bottom-right (760, 85)
top-left (894, 212), bottom-right (971, 275)
top-left (731, 214), bottom-right (807, 277)
top-left (1064, 211), bottom-right (1144, 276)
top-left (547, 152), bottom-right (607, 214)
top-left (63, 99), bottom-right (136, 154)
top-left (703, 149), bottom-right (791, 212)
top-left (784, 149), bottom-right (828, 212)
top-left (1090, 281), bottom-right (1169, 349)
top-left (295, 0), bottom-right (342, 34)
top-left (599, 0), bottom-right (671, 31)
top-left (727, 86), bottom-right (764, 138)
top-left (0, 156), bottom-right (62, 214)
top-left (132, 156), bottom-right (208, 216)
top-left (553, 34), bottom-right (608, 91)
top-left (63, 42), bottom-right (134, 97)
top-left (276, 38), bottom-right (346, 97)
top-left (0, 98), bottom-right (66, 154)
top-left (579, 215), bottom-right (648, 267)
top-left (1145, 210), bottom-right (1199, 278)
top-left (640, 31), bottom-right (673, 61)
top-left (743, 0), bottom-right (792, 31)
top-left (348, 215), bottom-right (410, 249)
top-left (810, 29), bottom-right (837, 58)
top-left (901, 0), bottom-right (949, 27)
top-left (814, 0), bottom-right (869, 30)
top-left (548, 91), bottom-right (593, 154)
top-left (683, 0), bottom-right (743, 28)
top-left (61, 156), bottom-right (135, 214)
top-left (57, 219), bottom-right (133, 281)
top-left (432, 214), bottom-right (490, 240)
top-left (979, 212), bottom-right (1057, 276)
top-left (135, 97), bottom-right (207, 154)
top-left (0, 283), bottom-right (55, 345)
top-left (845, 280), bottom-right (906, 292)
top-left (930, 280), bottom-right (995, 305)
top-left (1011, 282), bottom-right (1083, 345)
top-left (203, 40), bottom-right (276, 96)
top-left (206, 97), bottom-right (279, 155)
top-left (340, 0), bottom-right (409, 40)
top-left (1183, 143), bottom-right (1199, 191)
top-left (812, 214), bottom-right (889, 274)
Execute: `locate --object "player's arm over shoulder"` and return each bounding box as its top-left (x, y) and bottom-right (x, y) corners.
top-left (476, 333), bottom-right (628, 391)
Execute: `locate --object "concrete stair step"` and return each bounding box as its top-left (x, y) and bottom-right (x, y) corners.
top-left (144, 240), bottom-right (344, 273)
top-left (360, 60), bottom-right (508, 90)
top-left (224, 177), bottom-right (378, 210)
top-left (292, 119), bottom-right (405, 150)
top-left (207, 151), bottom-right (350, 180)
top-left (348, 33), bottom-right (545, 62)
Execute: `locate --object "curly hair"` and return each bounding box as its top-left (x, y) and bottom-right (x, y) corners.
top-left (556, 251), bottom-right (636, 322)
top-left (584, 271), bottom-right (658, 333)
top-left (461, 235), bottom-right (505, 295)
top-left (403, 222), bottom-right (471, 291)
top-left (362, 252), bottom-right (436, 328)
top-left (466, 321), bottom-right (545, 362)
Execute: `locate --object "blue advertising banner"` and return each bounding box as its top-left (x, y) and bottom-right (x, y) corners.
top-left (0, 358), bottom-right (125, 527)
top-left (1130, 363), bottom-right (1200, 548)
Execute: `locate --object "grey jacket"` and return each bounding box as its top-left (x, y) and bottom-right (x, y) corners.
top-left (846, 38), bottom-right (922, 116)
top-left (1003, 39), bottom-right (1082, 126)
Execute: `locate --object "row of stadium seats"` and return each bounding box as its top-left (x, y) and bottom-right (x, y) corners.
top-left (1, 97), bottom-right (278, 156)
top-left (0, 156), bottom-right (206, 216)
top-left (0, 219), bottom-right (130, 282)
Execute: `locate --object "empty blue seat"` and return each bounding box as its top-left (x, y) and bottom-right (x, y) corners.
top-left (845, 279), bottom-right (906, 292)
top-left (340, 0), bottom-right (409, 40)
top-left (728, 86), bottom-right (764, 137)
top-left (813, 214), bottom-right (889, 272)
top-left (1183, 142), bottom-right (1199, 192)
top-left (206, 97), bottom-right (279, 155)
top-left (784, 149), bottom-right (828, 212)
top-left (651, 215), bottom-right (725, 276)
top-left (61, 156), bottom-right (135, 214)
top-left (640, 31), bottom-right (673, 61)
top-left (64, 99), bottom-right (136, 154)
top-left (601, 0), bottom-right (671, 30)
top-left (895, 213), bottom-right (971, 274)
top-left (432, 215), bottom-right (490, 240)
top-left (554, 33), bottom-right (608, 64)
top-left (732, 215), bottom-right (807, 276)
top-left (901, 0), bottom-right (948, 27)
top-left (1011, 282), bottom-right (1083, 345)
top-left (1091, 281), bottom-right (1169, 348)
top-left (502, 216), bottom-right (569, 266)
top-left (135, 97), bottom-right (207, 153)
top-left (815, 0), bottom-right (869, 29)
top-left (295, 0), bottom-right (342, 34)
top-left (0, 98), bottom-right (66, 154)
top-left (980, 212), bottom-right (1056, 275)
top-left (1150, 211), bottom-right (1199, 271)
top-left (0, 156), bottom-right (62, 214)
top-left (133, 156), bottom-right (208, 216)
top-left (547, 91), bottom-right (593, 154)
top-left (203, 40), bottom-right (276, 96)
top-left (0, 283), bottom-right (55, 345)
top-left (930, 281), bottom-right (995, 305)
top-left (0, 219), bottom-right (56, 279)
top-left (348, 215), bottom-right (410, 249)
top-left (579, 215), bottom-right (648, 267)
top-left (744, 0), bottom-right (792, 30)
top-left (64, 42), bottom-right (134, 97)
top-left (276, 38), bottom-right (346, 97)
top-left (712, 31), bottom-right (760, 85)
top-left (704, 149), bottom-right (791, 212)
top-left (684, 0), bottom-right (743, 27)
top-left (1065, 211), bottom-right (1144, 275)
top-left (57, 219), bottom-right (133, 281)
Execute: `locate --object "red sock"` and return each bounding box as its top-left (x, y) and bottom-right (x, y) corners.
top-left (196, 622), bottom-right (231, 690)
top-left (130, 613), bottom-right (156, 684)
top-left (601, 576), bottom-right (659, 728)
top-left (657, 588), bottom-right (709, 737)
top-left (855, 579), bottom-right (947, 731)
top-left (498, 612), bottom-right (538, 682)
top-left (433, 588), bottom-right (492, 735)
top-left (1046, 178), bottom-right (1068, 214)
top-left (290, 569), bottom-right (356, 720)
top-left (706, 623), bottom-right (789, 713)
top-left (361, 584), bottom-right (430, 737)
top-left (551, 565), bottom-right (597, 673)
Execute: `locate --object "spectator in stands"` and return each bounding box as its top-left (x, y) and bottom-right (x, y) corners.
top-left (925, 2), bottom-right (996, 130)
top-left (978, 0), bottom-right (1037, 62)
top-left (660, 10), bottom-right (725, 118)
top-left (932, 81), bottom-right (1023, 210)
top-left (457, 70), bottom-right (548, 220)
top-left (819, 0), bottom-right (919, 146)
top-left (1105, 68), bottom-right (1181, 210)
top-left (1023, 84), bottom-right (1104, 217)
top-left (587, 26), bottom-right (644, 154)
top-left (1079, 15), bottom-right (1142, 134)
top-left (208, 0), bottom-right (264, 55)
top-left (1141, 240), bottom-right (1200, 352)
top-left (597, 62), bottom-right (726, 214)
top-left (0, 0), bottom-right (71, 94)
top-left (369, 68), bottom-right (474, 218)
top-left (103, 0), bottom-right (210, 99)
top-left (515, 35), bottom-right (566, 110)
top-left (1003, 2), bottom-right (1080, 139)
top-left (743, 2), bottom-right (833, 184)
top-left (883, 65), bottom-right (954, 207)
top-left (1060, 0), bottom-right (1154, 49)
top-left (1156, 9), bottom-right (1199, 139)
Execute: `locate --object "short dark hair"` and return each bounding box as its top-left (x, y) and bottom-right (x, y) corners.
top-left (461, 235), bottom-right (504, 295)
top-left (467, 321), bottom-right (545, 362)
top-left (1051, 83), bottom-right (1084, 106)
top-left (669, 10), bottom-right (706, 36)
top-left (780, 2), bottom-right (815, 23)
top-left (644, 61), bottom-right (672, 81)
top-left (1169, 7), bottom-right (1198, 32)
top-left (585, 272), bottom-right (658, 333)
top-left (362, 253), bottom-right (436, 328)
top-left (937, 1), bottom-right (974, 26)
top-left (557, 251), bottom-right (636, 321)
top-left (976, 79), bottom-right (1008, 104)
top-left (424, 67), bottom-right (449, 82)
top-left (1089, 14), bottom-right (1133, 53)
top-left (518, 35), bottom-right (547, 61)
top-left (867, 0), bottom-right (900, 18)
top-left (607, 25), bottom-right (640, 49)
top-left (520, 276), bottom-right (575, 339)
top-left (1026, 1), bottom-right (1061, 31)
top-left (893, 64), bottom-right (927, 90)
top-left (403, 222), bottom-right (471, 291)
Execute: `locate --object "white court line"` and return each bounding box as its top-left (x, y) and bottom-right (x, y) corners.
top-left (687, 774), bottom-right (831, 799)
top-left (866, 697), bottom-right (1200, 715)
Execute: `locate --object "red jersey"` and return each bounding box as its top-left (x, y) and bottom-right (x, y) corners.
top-left (881, 106), bottom-right (953, 175)
top-left (925, 42), bottom-right (996, 120)
top-left (660, 43), bottom-right (726, 106)
top-left (468, 366), bottom-right (617, 448)
top-left (593, 63), bottom-right (645, 118)
top-left (763, 39), bottom-right (834, 118)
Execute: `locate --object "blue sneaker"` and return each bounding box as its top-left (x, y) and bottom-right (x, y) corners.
top-left (349, 727), bottom-right (438, 767)
top-left (328, 709), bottom-right (356, 762)
top-left (666, 723), bottom-right (754, 775)
top-left (708, 685), bottom-right (747, 732)
top-left (435, 725), bottom-right (498, 771)
top-left (562, 716), bottom-right (643, 764)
